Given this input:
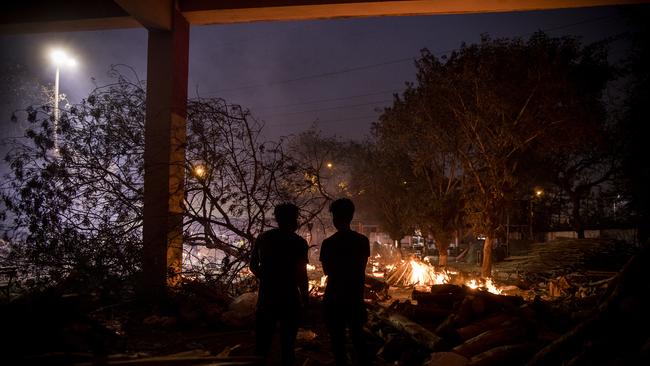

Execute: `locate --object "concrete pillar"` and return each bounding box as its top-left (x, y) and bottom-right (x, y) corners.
top-left (142, 8), bottom-right (188, 298)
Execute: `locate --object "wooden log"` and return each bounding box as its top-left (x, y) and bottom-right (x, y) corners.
top-left (389, 302), bottom-right (452, 324)
top-left (413, 289), bottom-right (466, 308)
top-left (435, 295), bottom-right (475, 336)
top-left (365, 274), bottom-right (389, 292)
top-left (383, 312), bottom-right (448, 351)
top-left (405, 304), bottom-right (452, 324)
top-left (470, 294), bottom-right (488, 317)
top-left (466, 289), bottom-right (524, 311)
top-left (426, 352), bottom-right (469, 366)
top-left (468, 343), bottom-right (538, 366)
top-left (453, 326), bottom-right (528, 358)
top-left (525, 245), bottom-right (648, 366)
top-left (455, 313), bottom-right (515, 341)
top-left (430, 284), bottom-right (465, 293)
top-left (61, 355), bottom-right (263, 366)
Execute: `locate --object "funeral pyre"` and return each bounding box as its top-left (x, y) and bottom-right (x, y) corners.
top-left (305, 239), bottom-right (649, 366)
top-left (309, 254), bottom-right (504, 298)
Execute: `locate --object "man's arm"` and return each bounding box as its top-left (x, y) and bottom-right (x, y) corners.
top-left (361, 236), bottom-right (370, 274)
top-left (249, 236), bottom-right (262, 278)
top-left (298, 239), bottom-right (309, 306)
top-left (319, 240), bottom-right (331, 276)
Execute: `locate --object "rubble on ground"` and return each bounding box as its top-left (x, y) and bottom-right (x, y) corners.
top-left (2, 239), bottom-right (648, 365)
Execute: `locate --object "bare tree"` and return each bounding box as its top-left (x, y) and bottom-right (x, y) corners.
top-left (1, 69), bottom-right (329, 295)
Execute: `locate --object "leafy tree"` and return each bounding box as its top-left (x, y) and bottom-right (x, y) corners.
top-left (2, 69), bottom-right (327, 295)
top-left (375, 76), bottom-right (464, 265)
top-left (348, 142), bottom-right (416, 258)
top-left (618, 6), bottom-right (650, 243)
top-left (379, 32), bottom-right (614, 276)
top-left (2, 70), bottom-right (145, 291)
top-left (522, 39), bottom-right (616, 239)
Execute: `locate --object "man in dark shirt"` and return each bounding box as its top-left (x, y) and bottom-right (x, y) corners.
top-left (250, 203), bottom-right (309, 366)
top-left (319, 198), bottom-right (370, 366)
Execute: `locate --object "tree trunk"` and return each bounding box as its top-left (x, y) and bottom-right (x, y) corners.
top-left (394, 239), bottom-right (403, 260)
top-left (439, 252), bottom-right (448, 266)
top-left (481, 237), bottom-right (493, 278)
top-left (571, 193), bottom-right (585, 239)
top-left (436, 234), bottom-right (450, 267)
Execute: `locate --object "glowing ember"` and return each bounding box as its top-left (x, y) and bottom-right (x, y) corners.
top-left (308, 275), bottom-right (329, 295)
top-left (306, 264), bottom-right (316, 271)
top-left (308, 279), bottom-right (319, 291)
top-left (484, 278), bottom-right (502, 295)
top-left (466, 279), bottom-right (479, 290)
top-left (465, 278), bottom-right (502, 295)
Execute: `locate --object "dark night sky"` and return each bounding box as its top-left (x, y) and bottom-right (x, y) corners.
top-left (0, 5), bottom-right (636, 143)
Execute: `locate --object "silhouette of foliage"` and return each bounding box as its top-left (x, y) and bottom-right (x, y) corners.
top-left (1, 68), bottom-right (328, 295)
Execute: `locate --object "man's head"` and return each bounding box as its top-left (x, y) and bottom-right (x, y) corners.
top-left (329, 198), bottom-right (355, 231)
top-left (274, 203), bottom-right (300, 232)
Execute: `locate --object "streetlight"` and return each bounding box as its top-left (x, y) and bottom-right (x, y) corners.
top-left (326, 162), bottom-right (333, 169)
top-left (193, 164), bottom-right (207, 179)
top-left (49, 48), bottom-right (77, 149)
top-left (529, 188), bottom-right (544, 240)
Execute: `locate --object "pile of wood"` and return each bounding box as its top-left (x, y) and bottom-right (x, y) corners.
top-left (497, 238), bottom-right (635, 281)
top-left (365, 243), bottom-right (650, 366)
top-left (368, 284), bottom-right (541, 365)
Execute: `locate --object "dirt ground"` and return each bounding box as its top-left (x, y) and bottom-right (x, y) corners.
top-left (116, 297), bottom-right (393, 366)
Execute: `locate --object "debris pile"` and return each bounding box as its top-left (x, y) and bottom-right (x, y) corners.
top-left (362, 243), bottom-right (649, 366)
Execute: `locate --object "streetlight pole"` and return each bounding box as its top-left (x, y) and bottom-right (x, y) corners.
top-left (49, 48), bottom-right (77, 151)
top-left (53, 65), bottom-right (60, 149)
top-left (529, 198), bottom-right (534, 240)
top-left (529, 188), bottom-right (544, 241)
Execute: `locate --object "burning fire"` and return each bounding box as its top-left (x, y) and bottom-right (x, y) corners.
top-left (383, 259), bottom-right (503, 295)
top-left (308, 275), bottom-right (328, 294)
top-left (308, 256), bottom-right (504, 297)
top-left (408, 259), bottom-right (450, 285)
top-left (465, 278), bottom-right (502, 295)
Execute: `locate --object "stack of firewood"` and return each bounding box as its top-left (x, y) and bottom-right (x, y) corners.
top-left (364, 244), bottom-right (650, 366)
top-left (368, 285), bottom-right (543, 365)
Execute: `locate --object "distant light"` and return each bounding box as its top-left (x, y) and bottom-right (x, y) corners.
top-left (535, 189), bottom-right (543, 197)
top-left (193, 165), bottom-right (206, 178)
top-left (50, 49), bottom-right (66, 65)
top-left (326, 162), bottom-right (333, 169)
top-left (49, 48), bottom-right (78, 68)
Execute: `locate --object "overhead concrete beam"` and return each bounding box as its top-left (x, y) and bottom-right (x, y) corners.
top-left (180, 0), bottom-right (649, 25)
top-left (114, 0), bottom-right (173, 30)
top-left (3, 0), bottom-right (648, 33)
top-left (0, 0), bottom-right (135, 34)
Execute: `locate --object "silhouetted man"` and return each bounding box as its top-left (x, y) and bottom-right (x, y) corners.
top-left (320, 198), bottom-right (370, 366)
top-left (250, 203), bottom-right (309, 366)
